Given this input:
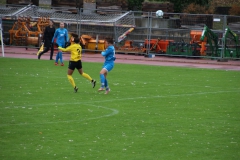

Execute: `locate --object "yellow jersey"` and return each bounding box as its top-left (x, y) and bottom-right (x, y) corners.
top-left (58, 43), bottom-right (82, 61)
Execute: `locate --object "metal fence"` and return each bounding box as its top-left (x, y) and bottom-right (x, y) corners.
top-left (0, 4), bottom-right (240, 60)
top-left (126, 12), bottom-right (240, 60)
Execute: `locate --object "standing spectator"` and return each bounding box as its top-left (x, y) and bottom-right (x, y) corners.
top-left (98, 38), bottom-right (116, 94)
top-left (38, 20), bottom-right (55, 60)
top-left (52, 22), bottom-right (69, 66)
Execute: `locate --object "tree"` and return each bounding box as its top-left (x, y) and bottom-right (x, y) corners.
top-left (167, 0), bottom-right (209, 13)
top-left (128, 0), bottom-right (145, 11)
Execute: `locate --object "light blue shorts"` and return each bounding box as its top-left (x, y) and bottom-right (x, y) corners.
top-left (103, 62), bottom-right (114, 72)
top-left (57, 43), bottom-right (65, 48)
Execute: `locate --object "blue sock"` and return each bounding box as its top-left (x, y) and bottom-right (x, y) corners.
top-left (55, 53), bottom-right (59, 63)
top-left (100, 74), bottom-right (105, 88)
top-left (59, 52), bottom-right (63, 63)
top-left (105, 79), bottom-right (109, 90)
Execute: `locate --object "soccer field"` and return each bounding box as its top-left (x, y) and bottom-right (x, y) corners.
top-left (0, 58), bottom-right (240, 160)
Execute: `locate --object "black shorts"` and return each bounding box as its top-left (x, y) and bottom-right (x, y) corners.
top-left (68, 60), bottom-right (82, 70)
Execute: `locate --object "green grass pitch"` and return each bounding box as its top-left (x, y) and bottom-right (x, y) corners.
top-left (0, 57), bottom-right (239, 160)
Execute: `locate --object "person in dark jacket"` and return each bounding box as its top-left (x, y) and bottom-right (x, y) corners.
top-left (38, 20), bottom-right (55, 60)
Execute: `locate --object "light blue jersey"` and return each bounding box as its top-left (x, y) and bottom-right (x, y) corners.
top-left (52, 28), bottom-right (68, 47)
top-left (101, 45), bottom-right (116, 72)
top-left (52, 28), bottom-right (68, 64)
top-left (100, 45), bottom-right (116, 90)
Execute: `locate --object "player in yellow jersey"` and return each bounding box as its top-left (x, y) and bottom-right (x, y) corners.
top-left (58, 33), bottom-right (96, 93)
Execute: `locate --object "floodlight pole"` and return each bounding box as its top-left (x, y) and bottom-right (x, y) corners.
top-left (218, 15), bottom-right (228, 62)
top-left (0, 18), bottom-right (4, 57)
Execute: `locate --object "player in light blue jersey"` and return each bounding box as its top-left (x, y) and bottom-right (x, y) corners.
top-left (98, 37), bottom-right (116, 94)
top-left (52, 22), bottom-right (69, 66)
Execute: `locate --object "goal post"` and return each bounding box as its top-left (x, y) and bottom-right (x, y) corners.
top-left (0, 18), bottom-right (4, 57)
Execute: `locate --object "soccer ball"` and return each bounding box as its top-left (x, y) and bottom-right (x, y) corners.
top-left (156, 10), bottom-right (164, 18)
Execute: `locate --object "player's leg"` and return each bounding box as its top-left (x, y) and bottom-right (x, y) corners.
top-left (39, 46), bottom-right (50, 57)
top-left (77, 61), bottom-right (96, 88)
top-left (104, 78), bottom-right (108, 88)
top-left (67, 70), bottom-right (76, 89)
top-left (38, 42), bottom-right (50, 59)
top-left (82, 72), bottom-right (96, 88)
top-left (100, 63), bottom-right (114, 94)
top-left (67, 61), bottom-right (77, 92)
top-left (104, 72), bottom-right (110, 94)
top-left (99, 68), bottom-right (107, 91)
top-left (59, 51), bottom-right (64, 66)
top-left (50, 43), bottom-right (54, 60)
top-left (59, 43), bottom-right (64, 66)
top-left (104, 77), bottom-right (110, 94)
top-left (55, 53), bottom-right (59, 65)
top-left (104, 75), bottom-right (109, 90)
top-left (41, 41), bottom-right (50, 54)
top-left (55, 43), bottom-right (59, 65)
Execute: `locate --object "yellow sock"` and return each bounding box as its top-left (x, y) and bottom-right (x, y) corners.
top-left (67, 75), bottom-right (76, 88)
top-left (82, 72), bottom-right (92, 81)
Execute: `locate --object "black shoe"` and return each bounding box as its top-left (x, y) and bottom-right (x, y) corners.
top-left (50, 58), bottom-right (54, 60)
top-left (91, 80), bottom-right (96, 88)
top-left (38, 54), bottom-right (41, 59)
top-left (74, 86), bottom-right (78, 93)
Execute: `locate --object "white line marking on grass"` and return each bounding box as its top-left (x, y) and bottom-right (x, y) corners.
top-left (78, 90), bottom-right (240, 103)
top-left (0, 90), bottom-right (239, 126)
top-left (1, 90), bottom-right (239, 109)
top-left (162, 83), bottom-right (240, 90)
top-left (84, 104), bottom-right (119, 120)
top-left (0, 104), bottom-right (119, 126)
